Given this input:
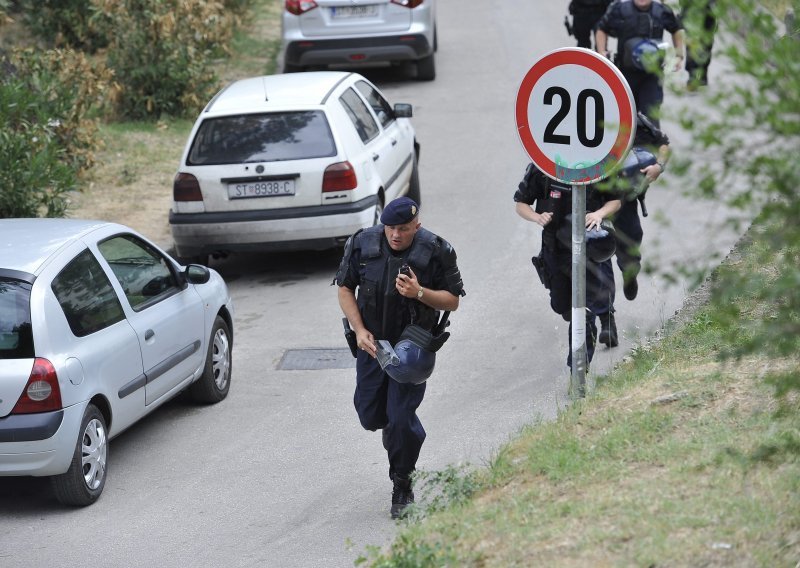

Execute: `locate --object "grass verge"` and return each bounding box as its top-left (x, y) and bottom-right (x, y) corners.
top-left (361, 227), bottom-right (800, 567)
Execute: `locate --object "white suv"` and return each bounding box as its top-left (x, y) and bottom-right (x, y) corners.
top-left (169, 72), bottom-right (420, 262)
top-left (281, 0), bottom-right (437, 80)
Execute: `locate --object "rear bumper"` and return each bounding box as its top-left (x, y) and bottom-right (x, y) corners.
top-left (169, 195), bottom-right (378, 256)
top-left (285, 34), bottom-right (433, 67)
top-left (0, 403), bottom-right (84, 477)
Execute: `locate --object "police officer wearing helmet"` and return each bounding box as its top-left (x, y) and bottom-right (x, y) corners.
top-left (514, 165), bottom-right (621, 370)
top-left (567, 0), bottom-right (614, 49)
top-left (596, 111), bottom-right (671, 347)
top-left (595, 0), bottom-right (685, 122)
top-left (335, 196), bottom-right (465, 519)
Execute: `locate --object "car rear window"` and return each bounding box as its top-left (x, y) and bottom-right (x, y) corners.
top-left (0, 278), bottom-right (34, 359)
top-left (187, 111), bottom-right (337, 165)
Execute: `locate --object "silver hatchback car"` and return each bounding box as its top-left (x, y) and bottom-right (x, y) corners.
top-left (281, 0), bottom-right (437, 80)
top-left (0, 219), bottom-right (234, 506)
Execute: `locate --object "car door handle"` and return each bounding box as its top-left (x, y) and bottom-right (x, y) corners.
top-left (145, 329), bottom-right (154, 340)
top-left (372, 153), bottom-right (379, 161)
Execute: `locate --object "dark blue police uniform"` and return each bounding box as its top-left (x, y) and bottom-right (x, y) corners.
top-left (603, 112), bottom-right (670, 304)
top-left (514, 165), bottom-right (617, 366)
top-left (335, 203), bottom-right (464, 482)
top-left (596, 0), bottom-right (683, 121)
top-left (569, 0), bottom-right (614, 49)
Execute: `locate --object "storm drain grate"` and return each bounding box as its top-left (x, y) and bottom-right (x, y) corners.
top-left (278, 348), bottom-right (356, 370)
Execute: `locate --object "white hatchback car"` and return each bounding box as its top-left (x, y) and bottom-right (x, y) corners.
top-left (281, 0), bottom-right (437, 80)
top-left (0, 219), bottom-right (234, 506)
top-left (169, 71), bottom-right (420, 262)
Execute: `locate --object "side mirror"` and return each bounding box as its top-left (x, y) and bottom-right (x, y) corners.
top-left (394, 103), bottom-right (413, 118)
top-left (184, 264), bottom-right (211, 284)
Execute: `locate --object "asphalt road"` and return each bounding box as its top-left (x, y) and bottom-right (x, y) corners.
top-left (0, 1), bottom-right (744, 566)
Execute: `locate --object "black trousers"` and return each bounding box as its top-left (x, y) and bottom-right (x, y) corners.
top-left (571, 9), bottom-right (606, 49)
top-left (682, 0), bottom-right (716, 85)
top-left (598, 199), bottom-right (643, 306)
top-left (354, 351), bottom-right (426, 479)
top-left (613, 200), bottom-right (643, 280)
top-left (621, 69), bottom-right (664, 123)
top-left (541, 243), bottom-right (614, 366)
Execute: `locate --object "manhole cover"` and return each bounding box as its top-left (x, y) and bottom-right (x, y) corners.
top-left (278, 348), bottom-right (356, 370)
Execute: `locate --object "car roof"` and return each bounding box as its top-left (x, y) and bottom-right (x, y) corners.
top-left (204, 72), bottom-right (356, 115)
top-left (0, 218), bottom-right (119, 276)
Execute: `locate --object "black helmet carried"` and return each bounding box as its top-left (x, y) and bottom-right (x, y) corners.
top-left (585, 219), bottom-right (617, 262)
top-left (556, 216), bottom-right (617, 263)
top-left (384, 338), bottom-right (436, 385)
top-left (622, 38), bottom-right (667, 72)
top-left (380, 322), bottom-right (450, 385)
top-left (618, 147), bottom-right (657, 201)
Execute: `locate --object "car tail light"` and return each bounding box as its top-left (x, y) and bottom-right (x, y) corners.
top-left (391, 0), bottom-right (424, 7)
top-left (286, 0), bottom-right (318, 15)
top-left (12, 358), bottom-right (63, 414)
top-left (173, 173), bottom-right (203, 202)
top-left (323, 161), bottom-right (358, 192)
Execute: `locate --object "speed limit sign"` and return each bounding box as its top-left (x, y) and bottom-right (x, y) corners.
top-left (515, 47), bottom-right (636, 185)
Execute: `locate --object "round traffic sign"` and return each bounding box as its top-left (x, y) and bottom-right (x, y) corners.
top-left (515, 47), bottom-right (636, 185)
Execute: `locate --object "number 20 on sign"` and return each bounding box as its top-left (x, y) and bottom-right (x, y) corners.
top-left (515, 48), bottom-right (636, 185)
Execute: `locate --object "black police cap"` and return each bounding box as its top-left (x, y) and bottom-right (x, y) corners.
top-left (380, 196), bottom-right (419, 226)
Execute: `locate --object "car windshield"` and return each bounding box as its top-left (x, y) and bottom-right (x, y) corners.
top-left (0, 278), bottom-right (34, 359)
top-left (187, 110), bottom-right (337, 165)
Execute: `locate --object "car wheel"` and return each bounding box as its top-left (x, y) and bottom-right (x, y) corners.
top-left (189, 315), bottom-right (232, 404)
top-left (283, 62), bottom-right (303, 73)
top-left (51, 404), bottom-right (108, 507)
top-left (407, 155), bottom-right (422, 206)
top-left (417, 53), bottom-right (436, 81)
top-left (372, 196), bottom-right (384, 226)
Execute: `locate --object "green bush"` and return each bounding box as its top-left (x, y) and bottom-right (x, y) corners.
top-left (18, 0), bottom-right (111, 52)
top-left (0, 48), bottom-right (108, 218)
top-left (673, 0), bottom-right (800, 397)
top-left (99, 0), bottom-right (240, 119)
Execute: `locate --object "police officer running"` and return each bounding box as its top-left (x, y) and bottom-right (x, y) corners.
top-left (514, 165), bottom-right (620, 369)
top-left (335, 196), bottom-right (465, 519)
top-left (595, 0), bottom-right (685, 122)
top-left (597, 111), bottom-right (671, 347)
top-left (680, 0), bottom-right (717, 89)
top-left (567, 0), bottom-right (615, 50)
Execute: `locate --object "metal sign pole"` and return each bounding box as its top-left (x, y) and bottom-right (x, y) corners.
top-left (571, 184), bottom-right (587, 399)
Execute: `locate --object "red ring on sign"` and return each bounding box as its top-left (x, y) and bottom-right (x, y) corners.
top-left (515, 48), bottom-right (635, 185)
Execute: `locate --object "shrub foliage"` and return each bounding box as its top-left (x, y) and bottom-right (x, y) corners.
top-left (0, 48), bottom-right (110, 217)
top-left (97, 0), bottom-right (241, 119)
top-left (18, 0), bottom-right (112, 52)
top-left (673, 0), bottom-right (800, 392)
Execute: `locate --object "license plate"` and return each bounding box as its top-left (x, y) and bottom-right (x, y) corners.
top-left (331, 4), bottom-right (379, 19)
top-left (228, 179), bottom-right (296, 199)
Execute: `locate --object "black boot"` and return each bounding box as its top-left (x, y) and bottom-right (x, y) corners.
top-left (390, 474), bottom-right (414, 519)
top-left (623, 275), bottom-right (638, 301)
top-left (598, 311), bottom-right (618, 348)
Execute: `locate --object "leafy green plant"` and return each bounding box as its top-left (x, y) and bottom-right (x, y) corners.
top-left (18, 0), bottom-right (111, 52)
top-left (98, 0), bottom-right (241, 119)
top-left (0, 48), bottom-right (108, 217)
top-left (670, 0), bottom-right (800, 396)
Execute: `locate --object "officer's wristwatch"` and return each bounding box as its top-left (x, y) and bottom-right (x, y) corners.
top-left (416, 287), bottom-right (424, 299)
